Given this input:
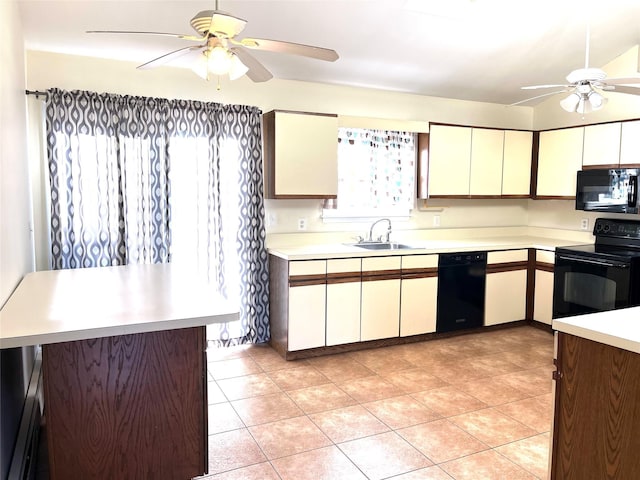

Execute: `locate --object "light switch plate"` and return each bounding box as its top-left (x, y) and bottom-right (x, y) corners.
top-left (297, 218), bottom-right (307, 231)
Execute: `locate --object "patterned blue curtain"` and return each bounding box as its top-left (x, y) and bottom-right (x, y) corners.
top-left (45, 88), bottom-right (270, 345)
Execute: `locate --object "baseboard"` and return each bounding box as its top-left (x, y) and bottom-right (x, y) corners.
top-left (8, 350), bottom-right (42, 480)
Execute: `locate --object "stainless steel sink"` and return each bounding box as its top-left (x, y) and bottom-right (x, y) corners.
top-left (351, 242), bottom-right (413, 250)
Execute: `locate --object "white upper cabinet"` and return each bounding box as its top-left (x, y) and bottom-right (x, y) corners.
top-left (537, 127), bottom-right (584, 197)
top-left (428, 125), bottom-right (472, 196)
top-left (470, 128), bottom-right (504, 196)
top-left (263, 110), bottom-right (338, 199)
top-left (582, 123), bottom-right (621, 167)
top-left (620, 120), bottom-right (640, 166)
top-left (502, 130), bottom-right (533, 196)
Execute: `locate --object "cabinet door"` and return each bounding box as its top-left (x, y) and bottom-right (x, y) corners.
top-left (361, 256), bottom-right (401, 341)
top-left (620, 120), bottom-right (640, 166)
top-left (470, 128), bottom-right (504, 196)
top-left (428, 125), bottom-right (472, 196)
top-left (288, 260), bottom-right (326, 351)
top-left (400, 254), bottom-right (438, 336)
top-left (502, 130), bottom-right (533, 196)
top-left (534, 270), bottom-right (554, 325)
top-left (582, 123), bottom-right (621, 167)
top-left (326, 258), bottom-right (361, 346)
top-left (266, 111), bottom-right (338, 198)
top-left (537, 127), bottom-right (584, 197)
top-left (485, 270), bottom-right (527, 326)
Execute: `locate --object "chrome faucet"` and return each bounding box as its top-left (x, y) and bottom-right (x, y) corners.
top-left (368, 218), bottom-right (392, 243)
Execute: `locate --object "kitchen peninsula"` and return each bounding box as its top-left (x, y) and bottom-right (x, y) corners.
top-left (551, 307), bottom-right (640, 479)
top-left (0, 263), bottom-right (238, 480)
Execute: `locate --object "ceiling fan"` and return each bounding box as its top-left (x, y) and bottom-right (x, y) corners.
top-left (87, 0), bottom-right (339, 85)
top-left (512, 25), bottom-right (640, 114)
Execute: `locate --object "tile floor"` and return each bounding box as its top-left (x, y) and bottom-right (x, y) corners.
top-left (199, 325), bottom-right (554, 480)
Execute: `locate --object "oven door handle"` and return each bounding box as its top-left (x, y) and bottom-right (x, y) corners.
top-left (556, 253), bottom-right (630, 269)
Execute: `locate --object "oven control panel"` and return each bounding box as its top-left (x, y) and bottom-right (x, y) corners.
top-left (594, 218), bottom-right (640, 238)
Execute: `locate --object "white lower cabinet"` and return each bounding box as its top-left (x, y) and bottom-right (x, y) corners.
top-left (400, 254), bottom-right (438, 336)
top-left (533, 250), bottom-right (555, 325)
top-left (361, 256), bottom-right (401, 341)
top-left (485, 250), bottom-right (528, 326)
top-left (326, 258), bottom-right (361, 346)
top-left (288, 260), bottom-right (326, 351)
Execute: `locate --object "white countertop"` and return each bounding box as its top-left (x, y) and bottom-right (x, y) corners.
top-left (268, 235), bottom-right (586, 260)
top-left (553, 307), bottom-right (640, 355)
top-left (0, 263), bottom-right (239, 349)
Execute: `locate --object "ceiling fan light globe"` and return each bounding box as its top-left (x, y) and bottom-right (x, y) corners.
top-left (560, 92), bottom-right (580, 112)
top-left (588, 91), bottom-right (606, 110)
top-left (192, 52), bottom-right (210, 80)
top-left (207, 46), bottom-right (232, 75)
top-left (228, 54), bottom-right (249, 80)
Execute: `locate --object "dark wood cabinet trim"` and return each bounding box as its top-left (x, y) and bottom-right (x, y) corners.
top-left (530, 131), bottom-right (539, 197)
top-left (327, 271), bottom-right (361, 285)
top-left (269, 255), bottom-right (290, 357)
top-left (536, 261), bottom-right (555, 273)
top-left (526, 249), bottom-right (536, 321)
top-left (532, 195), bottom-right (575, 200)
top-left (401, 267), bottom-right (438, 279)
top-left (582, 163), bottom-right (640, 170)
top-left (361, 269), bottom-right (402, 281)
top-left (486, 261), bottom-right (529, 274)
top-left (289, 274), bottom-right (327, 287)
top-left (417, 132), bottom-right (429, 199)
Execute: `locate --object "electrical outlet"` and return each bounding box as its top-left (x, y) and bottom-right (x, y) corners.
top-left (580, 218), bottom-right (589, 231)
top-left (433, 215), bottom-right (441, 227)
top-left (297, 218), bottom-right (307, 231)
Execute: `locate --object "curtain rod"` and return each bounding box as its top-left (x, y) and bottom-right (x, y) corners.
top-left (25, 89), bottom-right (47, 98)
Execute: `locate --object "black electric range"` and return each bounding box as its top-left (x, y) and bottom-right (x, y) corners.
top-left (553, 218), bottom-right (640, 319)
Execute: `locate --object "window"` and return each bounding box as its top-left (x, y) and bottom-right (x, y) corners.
top-left (324, 128), bottom-right (416, 219)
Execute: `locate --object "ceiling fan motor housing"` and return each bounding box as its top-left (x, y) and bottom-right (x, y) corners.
top-left (566, 67), bottom-right (607, 84)
top-left (190, 10), bottom-right (247, 38)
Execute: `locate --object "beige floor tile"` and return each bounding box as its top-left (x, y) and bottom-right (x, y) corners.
top-left (495, 369), bottom-right (553, 397)
top-left (267, 364), bottom-right (330, 390)
top-left (398, 419), bottom-right (489, 464)
top-left (349, 350), bottom-right (415, 374)
top-left (309, 404), bottom-right (389, 443)
top-left (309, 357), bottom-right (376, 383)
top-left (339, 431), bottom-right (433, 480)
top-left (381, 368), bottom-right (450, 393)
top-left (338, 375), bottom-right (403, 403)
top-left (496, 432), bottom-right (550, 479)
top-left (208, 402), bottom-right (245, 434)
top-left (208, 380), bottom-right (228, 404)
top-left (363, 395), bottom-right (441, 430)
top-left (200, 461), bottom-right (281, 480)
top-left (217, 372), bottom-right (281, 401)
top-left (250, 349), bottom-right (309, 372)
top-left (288, 383), bottom-right (357, 414)
top-left (440, 449), bottom-right (537, 480)
top-left (411, 385), bottom-right (488, 417)
top-left (456, 377), bottom-right (530, 406)
top-left (207, 429), bottom-right (266, 475)
top-left (249, 415), bottom-right (332, 459)
top-left (449, 407), bottom-right (537, 448)
top-left (206, 344), bottom-right (253, 362)
top-left (272, 445), bottom-right (367, 480)
top-left (389, 465), bottom-right (455, 479)
top-left (231, 392), bottom-right (303, 426)
top-left (496, 393), bottom-right (554, 433)
top-left (208, 356), bottom-right (262, 380)
top-left (470, 353), bottom-right (525, 375)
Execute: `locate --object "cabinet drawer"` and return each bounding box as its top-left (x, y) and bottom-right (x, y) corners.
top-left (289, 260), bottom-right (326, 276)
top-left (401, 254), bottom-right (438, 269)
top-left (487, 249), bottom-right (528, 264)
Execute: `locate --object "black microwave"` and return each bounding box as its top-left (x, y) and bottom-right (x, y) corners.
top-left (576, 168), bottom-right (639, 214)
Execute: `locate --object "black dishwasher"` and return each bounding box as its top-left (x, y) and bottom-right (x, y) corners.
top-left (436, 252), bottom-right (487, 333)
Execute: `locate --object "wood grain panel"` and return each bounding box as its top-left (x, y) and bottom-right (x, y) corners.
top-left (43, 327), bottom-right (206, 480)
top-left (486, 261), bottom-right (529, 274)
top-left (269, 254), bottom-right (289, 357)
top-left (289, 274), bottom-right (327, 287)
top-left (552, 333), bottom-right (640, 479)
top-left (536, 261), bottom-right (555, 273)
top-left (400, 267), bottom-right (438, 279)
top-left (361, 269), bottom-right (402, 281)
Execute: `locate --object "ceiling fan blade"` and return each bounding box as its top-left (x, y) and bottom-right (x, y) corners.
top-left (521, 84), bottom-right (572, 90)
top-left (604, 76), bottom-right (640, 85)
top-left (509, 89), bottom-right (572, 107)
top-left (605, 85), bottom-right (640, 96)
top-left (87, 30), bottom-right (205, 42)
top-left (137, 45), bottom-right (204, 70)
top-left (237, 38), bottom-right (339, 62)
top-left (230, 48), bottom-right (273, 82)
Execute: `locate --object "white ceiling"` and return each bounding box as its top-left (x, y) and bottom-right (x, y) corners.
top-left (18, 0), bottom-right (640, 105)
